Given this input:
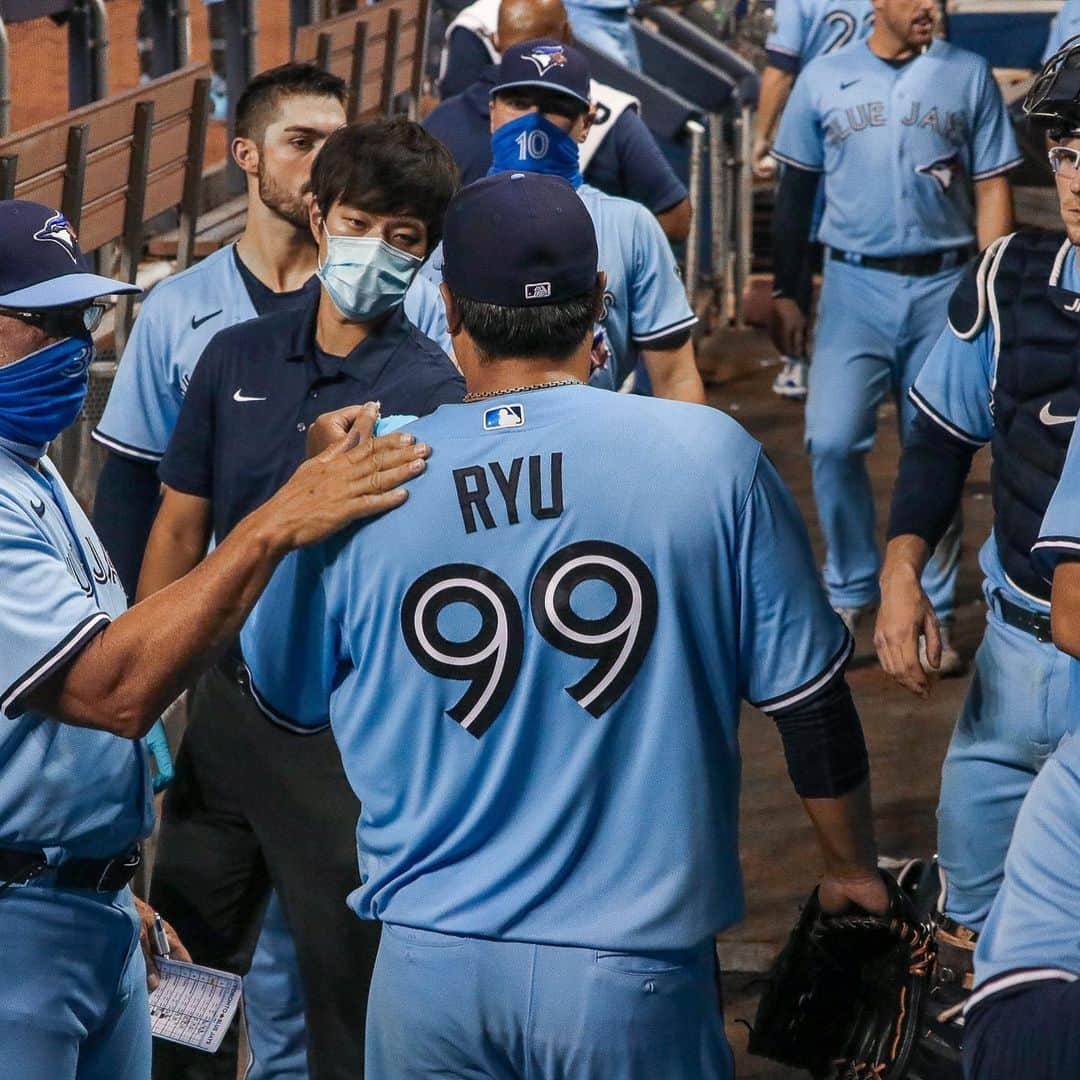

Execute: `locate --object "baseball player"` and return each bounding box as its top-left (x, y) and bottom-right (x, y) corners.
top-left (240, 169), bottom-right (887, 1079)
top-left (1043, 0), bottom-right (1080, 64)
top-left (93, 62), bottom-right (450, 596)
top-left (428, 0), bottom-right (691, 242)
top-left (770, 0), bottom-right (1021, 647)
top-left (0, 197), bottom-right (427, 1080)
top-left (423, 38), bottom-right (704, 401)
top-left (753, 0), bottom-right (874, 400)
top-left (874, 44), bottom-right (1080, 1000)
top-left (140, 119), bottom-right (464, 1080)
top-left (961, 732), bottom-right (1080, 1079)
top-left (955, 422), bottom-right (1080, 1076)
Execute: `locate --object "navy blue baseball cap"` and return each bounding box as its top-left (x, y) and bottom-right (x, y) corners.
top-left (0, 200), bottom-right (141, 309)
top-left (442, 172), bottom-right (597, 307)
top-left (491, 39), bottom-right (591, 109)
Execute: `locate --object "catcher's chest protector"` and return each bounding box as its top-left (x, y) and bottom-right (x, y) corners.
top-left (986, 231), bottom-right (1080, 602)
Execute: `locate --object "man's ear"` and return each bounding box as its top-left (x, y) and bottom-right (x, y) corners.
top-left (440, 282), bottom-right (463, 335)
top-left (232, 136), bottom-right (259, 177)
top-left (592, 271), bottom-right (607, 321)
top-left (575, 105), bottom-right (597, 145)
top-left (309, 198), bottom-right (324, 248)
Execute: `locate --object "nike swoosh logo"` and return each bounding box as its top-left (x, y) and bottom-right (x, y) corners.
top-left (1039, 402), bottom-right (1078, 426)
top-left (233, 389), bottom-right (267, 403)
top-left (191, 309), bottom-right (223, 330)
top-left (840, 79), bottom-right (860, 90)
top-left (30, 498), bottom-right (46, 517)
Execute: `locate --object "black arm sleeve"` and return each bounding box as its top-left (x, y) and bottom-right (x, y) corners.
top-left (887, 410), bottom-right (978, 548)
top-left (768, 673), bottom-right (869, 799)
top-left (772, 164), bottom-right (820, 304)
top-left (92, 451), bottom-right (162, 602)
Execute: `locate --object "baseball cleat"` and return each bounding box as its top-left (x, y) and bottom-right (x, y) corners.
top-left (772, 358), bottom-right (808, 400)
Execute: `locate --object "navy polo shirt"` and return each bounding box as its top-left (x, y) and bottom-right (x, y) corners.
top-left (160, 293), bottom-right (465, 543)
top-left (424, 66), bottom-right (688, 214)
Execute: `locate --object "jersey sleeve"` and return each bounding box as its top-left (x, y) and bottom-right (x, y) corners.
top-left (736, 451), bottom-right (853, 710)
top-left (908, 323), bottom-right (995, 447)
top-left (610, 111), bottom-right (688, 215)
top-left (628, 207), bottom-right (698, 345)
top-left (771, 68), bottom-right (825, 171)
top-left (0, 500), bottom-right (112, 719)
top-left (93, 294), bottom-right (183, 462)
top-left (1032, 423), bottom-right (1080, 577)
top-left (969, 60), bottom-right (1023, 181)
top-left (765, 0), bottom-right (806, 72)
top-left (157, 341), bottom-right (218, 499)
top-left (241, 546), bottom-right (342, 730)
top-left (1042, 13), bottom-right (1068, 64)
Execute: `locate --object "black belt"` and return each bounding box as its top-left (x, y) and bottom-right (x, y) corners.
top-left (829, 246), bottom-right (974, 277)
top-left (994, 592), bottom-right (1053, 644)
top-left (0, 844), bottom-right (141, 894)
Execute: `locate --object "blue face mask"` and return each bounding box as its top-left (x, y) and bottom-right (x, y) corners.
top-left (317, 228), bottom-right (423, 322)
top-left (489, 113), bottom-right (584, 189)
top-left (0, 335), bottom-right (93, 458)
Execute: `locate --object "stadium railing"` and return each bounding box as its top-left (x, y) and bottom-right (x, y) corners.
top-left (571, 38), bottom-right (706, 311)
top-left (641, 7), bottom-right (760, 328)
top-left (0, 62), bottom-right (212, 351)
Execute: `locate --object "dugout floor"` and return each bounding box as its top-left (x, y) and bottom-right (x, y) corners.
top-left (706, 331), bottom-right (990, 1076)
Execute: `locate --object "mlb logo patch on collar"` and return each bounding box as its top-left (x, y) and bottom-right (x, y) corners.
top-left (483, 403), bottom-right (525, 431)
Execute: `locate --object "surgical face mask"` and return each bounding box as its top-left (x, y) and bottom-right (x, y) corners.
top-left (0, 334), bottom-right (93, 458)
top-left (317, 228), bottom-right (423, 322)
top-left (489, 112), bottom-right (584, 189)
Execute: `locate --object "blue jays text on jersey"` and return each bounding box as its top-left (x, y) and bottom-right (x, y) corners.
top-left (241, 386), bottom-right (850, 953)
top-left (772, 38), bottom-right (1022, 256)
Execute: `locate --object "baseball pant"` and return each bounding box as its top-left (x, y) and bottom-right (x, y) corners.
top-left (937, 590), bottom-right (1072, 930)
top-left (365, 925), bottom-right (733, 1079)
top-left (0, 883), bottom-right (150, 1080)
top-left (805, 257), bottom-right (964, 617)
top-left (564, 4), bottom-right (643, 71)
top-left (149, 663), bottom-right (380, 1080)
top-left (964, 979), bottom-right (1080, 1080)
top-left (245, 890), bottom-right (309, 1080)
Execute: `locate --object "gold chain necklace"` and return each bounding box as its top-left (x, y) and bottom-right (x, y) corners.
top-left (464, 378), bottom-right (583, 403)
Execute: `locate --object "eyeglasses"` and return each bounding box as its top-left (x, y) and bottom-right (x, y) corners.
top-left (0, 303), bottom-right (105, 337)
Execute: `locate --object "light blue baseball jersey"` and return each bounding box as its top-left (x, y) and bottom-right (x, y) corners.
top-left (94, 244), bottom-right (453, 463)
top-left (766, 0), bottom-right (874, 68)
top-left (911, 235), bottom-right (1080, 611)
top-left (419, 184), bottom-right (696, 391)
top-left (968, 731), bottom-right (1080, 1003)
top-left (242, 386), bottom-right (850, 950)
top-left (0, 447), bottom-right (153, 860)
top-left (772, 38), bottom-right (1022, 257)
top-left (1043, 0), bottom-right (1080, 63)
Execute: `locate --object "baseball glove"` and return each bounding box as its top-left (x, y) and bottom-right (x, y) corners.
top-left (748, 873), bottom-right (934, 1079)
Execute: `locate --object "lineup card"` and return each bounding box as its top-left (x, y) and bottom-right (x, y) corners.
top-left (149, 958), bottom-right (243, 1053)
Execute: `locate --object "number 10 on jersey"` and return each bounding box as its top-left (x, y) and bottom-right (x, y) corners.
top-left (401, 541), bottom-right (659, 738)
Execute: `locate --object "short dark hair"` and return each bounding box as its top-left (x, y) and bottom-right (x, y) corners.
top-left (309, 119), bottom-right (459, 250)
top-left (450, 284), bottom-right (602, 363)
top-left (235, 63), bottom-right (347, 143)
top-left (494, 86), bottom-right (588, 121)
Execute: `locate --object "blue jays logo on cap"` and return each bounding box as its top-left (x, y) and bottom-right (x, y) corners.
top-left (33, 211), bottom-right (79, 264)
top-left (916, 153), bottom-right (962, 192)
top-left (483, 403), bottom-right (526, 431)
top-left (524, 45), bottom-right (568, 76)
